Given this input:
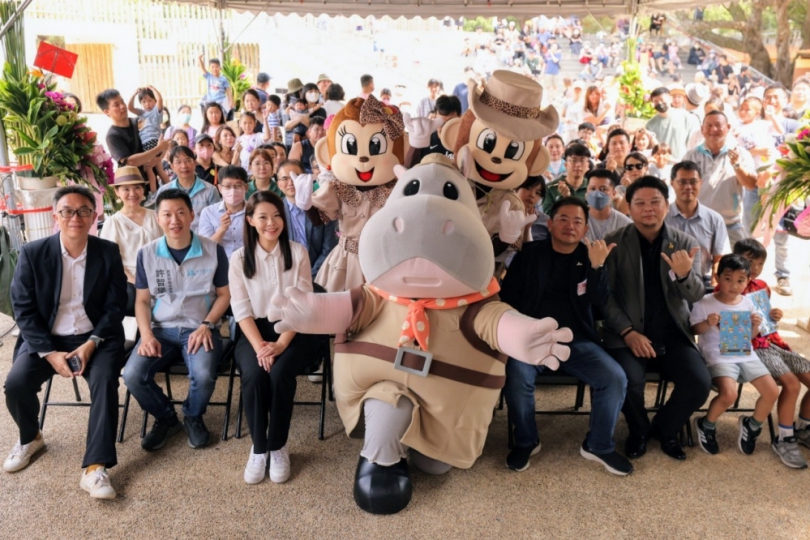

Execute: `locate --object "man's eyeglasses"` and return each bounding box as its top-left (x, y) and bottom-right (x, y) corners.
top-left (57, 207), bottom-right (94, 219)
top-left (624, 163), bottom-right (646, 171)
top-left (674, 179), bottom-right (700, 186)
top-left (567, 157), bottom-right (589, 166)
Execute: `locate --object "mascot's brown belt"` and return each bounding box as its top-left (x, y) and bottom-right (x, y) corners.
top-left (338, 236), bottom-right (360, 254)
top-left (335, 294), bottom-right (507, 390)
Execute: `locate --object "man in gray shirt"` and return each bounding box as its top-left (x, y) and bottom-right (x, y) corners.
top-left (584, 169), bottom-right (631, 242)
top-left (664, 161), bottom-right (729, 289)
top-left (646, 87), bottom-right (701, 161)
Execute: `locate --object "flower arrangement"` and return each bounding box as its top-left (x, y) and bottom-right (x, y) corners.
top-left (617, 61), bottom-right (655, 120)
top-left (758, 111), bottom-right (810, 231)
top-left (0, 63), bottom-right (113, 193)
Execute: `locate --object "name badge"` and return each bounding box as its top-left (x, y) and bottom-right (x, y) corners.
top-left (668, 269), bottom-right (677, 282)
top-left (577, 279), bottom-right (587, 296)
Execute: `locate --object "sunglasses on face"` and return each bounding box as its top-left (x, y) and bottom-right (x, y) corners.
top-left (624, 163), bottom-right (646, 171)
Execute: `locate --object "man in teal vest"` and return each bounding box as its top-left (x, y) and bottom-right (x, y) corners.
top-left (123, 189), bottom-right (231, 450)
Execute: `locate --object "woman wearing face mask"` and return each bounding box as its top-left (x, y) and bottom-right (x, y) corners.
top-left (213, 125), bottom-right (241, 167)
top-left (164, 104), bottom-right (197, 143)
top-left (199, 165), bottom-right (249, 258)
top-left (543, 134), bottom-right (567, 182)
top-left (99, 166), bottom-right (163, 315)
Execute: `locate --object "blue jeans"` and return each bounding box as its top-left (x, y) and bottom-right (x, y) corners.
top-left (505, 338), bottom-right (627, 454)
top-left (123, 326), bottom-right (222, 419)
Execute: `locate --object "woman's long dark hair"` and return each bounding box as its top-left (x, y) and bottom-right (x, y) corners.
top-left (201, 102), bottom-right (225, 135)
top-left (242, 191), bottom-right (292, 280)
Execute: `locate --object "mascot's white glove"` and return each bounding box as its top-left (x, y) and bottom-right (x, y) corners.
top-left (403, 112), bottom-right (444, 149)
top-left (290, 172), bottom-right (314, 211)
top-left (498, 200), bottom-right (537, 244)
top-left (496, 311), bottom-right (573, 371)
top-left (268, 287), bottom-right (354, 335)
top-left (317, 168), bottom-right (336, 185)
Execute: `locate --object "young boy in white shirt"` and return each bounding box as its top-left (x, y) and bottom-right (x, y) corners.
top-left (690, 254), bottom-right (779, 456)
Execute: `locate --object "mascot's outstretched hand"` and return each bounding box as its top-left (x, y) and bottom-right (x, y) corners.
top-left (290, 172), bottom-right (315, 211)
top-left (269, 286), bottom-right (354, 335)
top-left (498, 200), bottom-right (536, 244)
top-left (403, 113), bottom-right (444, 149)
top-left (497, 311), bottom-right (573, 370)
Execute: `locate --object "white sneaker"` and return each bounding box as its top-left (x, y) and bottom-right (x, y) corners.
top-left (244, 446), bottom-right (268, 484)
top-left (79, 468), bottom-right (116, 499)
top-left (3, 436), bottom-right (45, 472)
top-left (308, 367), bottom-right (323, 383)
top-left (269, 445), bottom-right (290, 483)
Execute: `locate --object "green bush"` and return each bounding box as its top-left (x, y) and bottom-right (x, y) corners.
top-left (463, 16), bottom-right (493, 33)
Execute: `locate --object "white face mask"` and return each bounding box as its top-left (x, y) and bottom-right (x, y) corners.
top-left (305, 91), bottom-right (320, 104)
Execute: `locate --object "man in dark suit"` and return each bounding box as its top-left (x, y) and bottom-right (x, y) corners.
top-left (501, 197), bottom-right (631, 476)
top-left (3, 186), bottom-right (127, 499)
top-left (603, 176), bottom-right (711, 461)
top-left (276, 159), bottom-right (338, 279)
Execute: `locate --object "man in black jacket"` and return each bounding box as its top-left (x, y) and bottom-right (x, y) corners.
top-left (501, 197), bottom-right (631, 476)
top-left (3, 186), bottom-right (127, 499)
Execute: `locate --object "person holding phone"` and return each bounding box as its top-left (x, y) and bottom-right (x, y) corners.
top-left (3, 186), bottom-right (128, 499)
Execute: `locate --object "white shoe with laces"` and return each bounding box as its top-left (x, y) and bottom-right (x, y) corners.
top-left (3, 437), bottom-right (45, 472)
top-left (269, 445), bottom-right (290, 483)
top-left (244, 446), bottom-right (269, 484)
top-left (80, 468), bottom-right (116, 499)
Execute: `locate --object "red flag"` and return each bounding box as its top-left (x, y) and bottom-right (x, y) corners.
top-left (34, 42), bottom-right (78, 79)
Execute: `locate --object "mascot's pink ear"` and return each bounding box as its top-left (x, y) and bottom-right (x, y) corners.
top-left (394, 164), bottom-right (408, 179)
top-left (439, 118), bottom-right (462, 155)
top-left (457, 146), bottom-right (474, 179)
top-left (529, 144), bottom-right (551, 177)
top-left (315, 138), bottom-right (331, 167)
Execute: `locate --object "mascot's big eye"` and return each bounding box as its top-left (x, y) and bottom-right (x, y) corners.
top-left (404, 179), bottom-right (420, 196)
top-left (369, 132), bottom-right (388, 156)
top-left (476, 128), bottom-right (497, 154)
top-left (504, 141), bottom-right (525, 160)
top-left (443, 182), bottom-right (459, 200)
top-left (340, 133), bottom-right (358, 155)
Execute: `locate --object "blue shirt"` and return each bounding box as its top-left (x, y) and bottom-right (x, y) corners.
top-left (203, 72), bottom-right (230, 105)
top-left (284, 198), bottom-right (308, 249)
top-left (198, 201), bottom-right (246, 259)
top-left (453, 82), bottom-right (469, 114)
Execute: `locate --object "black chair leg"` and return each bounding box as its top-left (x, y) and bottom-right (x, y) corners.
top-left (733, 383), bottom-right (743, 409)
top-left (72, 377), bottom-right (82, 402)
top-left (141, 410), bottom-right (149, 439)
top-left (767, 413), bottom-right (776, 443)
top-left (118, 390), bottom-right (131, 443)
top-left (222, 359), bottom-right (236, 441)
top-left (235, 393), bottom-right (244, 439)
top-left (165, 372), bottom-right (173, 400)
top-left (318, 356), bottom-right (327, 441)
top-left (38, 377), bottom-right (54, 431)
top-left (326, 341), bottom-right (335, 402)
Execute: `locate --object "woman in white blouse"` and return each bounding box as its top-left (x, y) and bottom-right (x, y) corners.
top-left (99, 166), bottom-right (162, 314)
top-left (228, 190), bottom-right (320, 485)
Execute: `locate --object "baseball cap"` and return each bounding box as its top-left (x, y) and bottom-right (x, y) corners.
top-left (256, 72), bottom-right (271, 84)
top-left (195, 133), bottom-right (214, 145)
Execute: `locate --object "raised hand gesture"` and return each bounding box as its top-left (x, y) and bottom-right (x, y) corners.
top-left (498, 200), bottom-right (536, 244)
top-left (583, 238), bottom-right (616, 269)
top-left (661, 247), bottom-right (699, 278)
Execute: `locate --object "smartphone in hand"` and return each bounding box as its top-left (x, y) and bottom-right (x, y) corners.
top-left (67, 355), bottom-right (82, 374)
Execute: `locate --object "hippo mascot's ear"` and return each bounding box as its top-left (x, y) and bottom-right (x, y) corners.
top-left (457, 146), bottom-right (474, 179)
top-left (315, 137), bottom-right (331, 167)
top-left (528, 143), bottom-right (551, 177)
top-left (439, 117), bottom-right (463, 155)
top-left (393, 164), bottom-right (408, 179)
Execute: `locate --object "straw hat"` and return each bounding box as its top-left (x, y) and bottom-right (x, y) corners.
top-left (685, 83), bottom-right (709, 106)
top-left (287, 78), bottom-right (304, 94)
top-left (112, 165), bottom-right (145, 186)
top-left (317, 73), bottom-right (332, 83)
top-left (467, 70), bottom-right (559, 141)
top-left (668, 84), bottom-right (686, 96)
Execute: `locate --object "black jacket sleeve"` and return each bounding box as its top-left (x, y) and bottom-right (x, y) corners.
top-left (10, 245), bottom-right (55, 353)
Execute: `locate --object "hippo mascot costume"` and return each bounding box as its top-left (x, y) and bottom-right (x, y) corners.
top-left (292, 95), bottom-right (406, 292)
top-left (269, 153), bottom-right (572, 515)
top-left (404, 70), bottom-right (559, 268)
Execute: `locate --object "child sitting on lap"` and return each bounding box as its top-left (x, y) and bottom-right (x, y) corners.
top-left (690, 254), bottom-right (779, 457)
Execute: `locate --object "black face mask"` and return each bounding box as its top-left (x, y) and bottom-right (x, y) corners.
top-left (654, 103), bottom-right (669, 113)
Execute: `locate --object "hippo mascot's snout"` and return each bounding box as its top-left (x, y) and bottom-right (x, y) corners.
top-left (268, 153), bottom-right (574, 515)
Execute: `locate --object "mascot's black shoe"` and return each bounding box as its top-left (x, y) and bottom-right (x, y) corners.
top-left (353, 456), bottom-right (412, 515)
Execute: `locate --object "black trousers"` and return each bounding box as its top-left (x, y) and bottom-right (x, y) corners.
top-left (4, 334), bottom-right (126, 468)
top-left (235, 318), bottom-right (321, 453)
top-left (609, 341), bottom-right (711, 440)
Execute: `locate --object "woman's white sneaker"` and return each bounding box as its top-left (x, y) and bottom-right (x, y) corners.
top-left (80, 468), bottom-right (116, 499)
top-left (3, 437), bottom-right (45, 472)
top-left (269, 445), bottom-right (290, 483)
top-left (244, 446), bottom-right (269, 484)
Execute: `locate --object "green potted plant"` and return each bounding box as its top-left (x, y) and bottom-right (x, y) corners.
top-left (0, 63), bottom-right (113, 192)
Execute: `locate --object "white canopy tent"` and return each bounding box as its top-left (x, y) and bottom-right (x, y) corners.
top-left (172, 0), bottom-right (704, 18)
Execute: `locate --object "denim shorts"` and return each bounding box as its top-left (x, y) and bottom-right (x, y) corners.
top-left (707, 359), bottom-right (770, 383)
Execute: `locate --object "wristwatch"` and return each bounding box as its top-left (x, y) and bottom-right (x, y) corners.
top-left (200, 320), bottom-right (217, 331)
top-left (88, 335), bottom-right (104, 348)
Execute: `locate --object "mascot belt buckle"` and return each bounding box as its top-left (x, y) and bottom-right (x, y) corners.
top-left (394, 347), bottom-right (433, 377)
